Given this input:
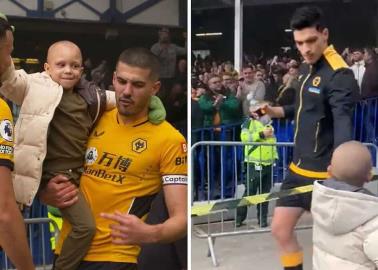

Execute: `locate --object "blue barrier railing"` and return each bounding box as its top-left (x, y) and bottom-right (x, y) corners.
top-left (353, 97), bottom-right (378, 143)
top-left (191, 97), bottom-right (378, 201)
top-left (0, 200), bottom-right (55, 268)
top-left (192, 123), bottom-right (243, 201)
top-left (191, 141), bottom-right (294, 201)
top-left (193, 97), bottom-right (378, 144)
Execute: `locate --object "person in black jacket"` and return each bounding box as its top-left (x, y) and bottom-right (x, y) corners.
top-left (258, 6), bottom-right (359, 270)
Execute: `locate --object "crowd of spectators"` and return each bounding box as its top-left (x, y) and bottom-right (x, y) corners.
top-left (191, 52), bottom-right (300, 134)
top-left (191, 46), bottom-right (378, 133)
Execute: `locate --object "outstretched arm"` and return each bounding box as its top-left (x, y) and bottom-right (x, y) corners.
top-left (0, 166), bottom-right (34, 270)
top-left (251, 104), bottom-right (286, 119)
top-left (0, 57), bottom-right (29, 106)
top-left (0, 29), bottom-right (29, 105)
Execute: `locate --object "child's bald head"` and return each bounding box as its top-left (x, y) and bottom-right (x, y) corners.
top-left (328, 141), bottom-right (372, 187)
top-left (44, 41), bottom-right (83, 91)
top-left (46, 41), bottom-right (82, 63)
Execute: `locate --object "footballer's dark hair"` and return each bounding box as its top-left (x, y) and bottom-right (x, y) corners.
top-left (117, 47), bottom-right (160, 81)
top-left (290, 6), bottom-right (327, 31)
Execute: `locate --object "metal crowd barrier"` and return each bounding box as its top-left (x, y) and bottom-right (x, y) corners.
top-left (191, 141), bottom-right (378, 267)
top-left (353, 97), bottom-right (378, 143)
top-left (191, 97), bottom-right (378, 201)
top-left (191, 139), bottom-right (293, 201)
top-left (0, 217), bottom-right (59, 270)
top-left (192, 96), bottom-right (378, 144)
top-left (191, 119), bottom-right (294, 145)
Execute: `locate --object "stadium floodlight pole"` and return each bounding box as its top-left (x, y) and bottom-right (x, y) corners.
top-left (234, 0), bottom-right (243, 73)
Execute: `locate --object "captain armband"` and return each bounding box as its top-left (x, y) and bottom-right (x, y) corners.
top-left (162, 175), bottom-right (188, 185)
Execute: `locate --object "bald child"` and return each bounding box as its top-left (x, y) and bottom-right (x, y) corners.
top-left (323, 140), bottom-right (374, 194)
top-left (311, 141), bottom-right (378, 269)
top-left (42, 41), bottom-right (103, 270)
top-left (0, 40), bottom-right (164, 270)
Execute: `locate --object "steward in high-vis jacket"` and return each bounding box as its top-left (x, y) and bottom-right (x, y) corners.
top-left (236, 113), bottom-right (278, 227)
top-left (283, 45), bottom-right (359, 179)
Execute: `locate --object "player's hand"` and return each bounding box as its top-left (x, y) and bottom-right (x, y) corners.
top-left (39, 175), bottom-right (78, 208)
top-left (250, 105), bottom-right (266, 119)
top-left (101, 211), bottom-right (155, 245)
top-left (252, 104), bottom-right (283, 119)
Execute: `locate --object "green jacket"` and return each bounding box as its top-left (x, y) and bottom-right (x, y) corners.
top-left (241, 119), bottom-right (278, 165)
top-left (198, 92), bottom-right (241, 127)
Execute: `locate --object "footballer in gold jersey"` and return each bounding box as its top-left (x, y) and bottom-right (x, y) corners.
top-left (0, 99), bottom-right (13, 166)
top-left (0, 97), bottom-right (34, 270)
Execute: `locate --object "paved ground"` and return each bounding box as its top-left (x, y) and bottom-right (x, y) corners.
top-left (191, 180), bottom-right (378, 269)
top-left (191, 213), bottom-right (313, 270)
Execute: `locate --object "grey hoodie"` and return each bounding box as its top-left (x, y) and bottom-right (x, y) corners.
top-left (312, 180), bottom-right (378, 270)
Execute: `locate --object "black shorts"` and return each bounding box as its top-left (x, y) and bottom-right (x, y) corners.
top-left (275, 171), bottom-right (316, 211)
